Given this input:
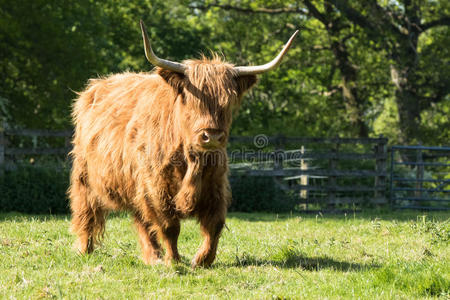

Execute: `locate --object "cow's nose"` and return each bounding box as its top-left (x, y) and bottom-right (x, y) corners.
top-left (199, 129), bottom-right (226, 148)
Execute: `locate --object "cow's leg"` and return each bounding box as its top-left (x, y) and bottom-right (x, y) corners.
top-left (159, 218), bottom-right (181, 265)
top-left (70, 174), bottom-right (106, 254)
top-left (133, 216), bottom-right (162, 265)
top-left (191, 216), bottom-right (225, 268)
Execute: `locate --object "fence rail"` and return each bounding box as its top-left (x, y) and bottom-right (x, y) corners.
top-left (229, 136), bottom-right (388, 144)
top-left (5, 129), bottom-right (72, 137)
top-left (229, 151), bottom-right (386, 160)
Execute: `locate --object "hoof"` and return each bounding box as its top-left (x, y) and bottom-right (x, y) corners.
top-left (191, 255), bottom-right (213, 269)
top-left (143, 257), bottom-right (163, 266)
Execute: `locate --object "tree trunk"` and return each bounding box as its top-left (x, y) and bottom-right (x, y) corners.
top-left (391, 65), bottom-right (422, 144)
top-left (320, 1), bottom-right (369, 137)
top-left (331, 39), bottom-right (369, 137)
top-left (389, 29), bottom-right (421, 144)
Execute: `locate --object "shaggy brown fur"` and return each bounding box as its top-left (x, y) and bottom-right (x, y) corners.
top-left (69, 56), bottom-right (257, 267)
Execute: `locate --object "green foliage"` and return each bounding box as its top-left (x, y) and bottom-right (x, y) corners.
top-left (0, 0), bottom-right (206, 129)
top-left (0, 0), bottom-right (109, 128)
top-left (0, 96), bottom-right (9, 123)
top-left (0, 165), bottom-right (70, 214)
top-left (0, 0), bottom-right (448, 143)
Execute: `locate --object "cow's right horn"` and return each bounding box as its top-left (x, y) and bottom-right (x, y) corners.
top-left (140, 20), bottom-right (187, 74)
top-left (234, 30), bottom-right (299, 76)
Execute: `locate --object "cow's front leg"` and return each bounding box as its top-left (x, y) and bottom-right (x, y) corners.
top-left (133, 215), bottom-right (162, 265)
top-left (160, 218), bottom-right (181, 265)
top-left (191, 216), bottom-right (225, 268)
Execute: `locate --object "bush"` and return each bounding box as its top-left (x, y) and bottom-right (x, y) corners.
top-left (229, 176), bottom-right (297, 212)
top-left (0, 166), bottom-right (297, 214)
top-left (0, 165), bottom-right (70, 214)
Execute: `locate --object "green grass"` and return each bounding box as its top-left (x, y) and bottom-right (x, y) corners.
top-left (0, 210), bottom-right (449, 299)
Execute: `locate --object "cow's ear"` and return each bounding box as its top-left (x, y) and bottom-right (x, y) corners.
top-left (157, 68), bottom-right (185, 93)
top-left (236, 75), bottom-right (258, 95)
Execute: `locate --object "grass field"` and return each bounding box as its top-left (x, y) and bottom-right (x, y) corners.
top-left (0, 210), bottom-right (449, 299)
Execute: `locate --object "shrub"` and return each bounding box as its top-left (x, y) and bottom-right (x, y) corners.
top-left (0, 166), bottom-right (297, 214)
top-left (0, 165), bottom-right (70, 214)
top-left (229, 176), bottom-right (297, 212)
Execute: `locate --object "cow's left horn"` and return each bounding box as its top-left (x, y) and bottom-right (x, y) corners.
top-left (234, 30), bottom-right (299, 76)
top-left (140, 20), bottom-right (187, 74)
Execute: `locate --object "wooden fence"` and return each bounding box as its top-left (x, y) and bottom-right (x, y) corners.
top-left (228, 135), bottom-right (388, 207)
top-left (0, 128), bottom-right (72, 174)
top-left (390, 145), bottom-right (450, 210)
top-left (0, 128), bottom-right (388, 207)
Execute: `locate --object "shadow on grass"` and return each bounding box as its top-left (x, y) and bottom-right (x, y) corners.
top-left (219, 252), bottom-right (379, 272)
top-left (144, 253), bottom-right (378, 275)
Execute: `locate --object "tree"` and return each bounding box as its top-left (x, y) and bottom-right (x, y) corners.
top-left (0, 0), bottom-right (110, 128)
top-left (188, 0), bottom-right (449, 144)
top-left (189, 0), bottom-right (392, 138)
top-left (331, 0), bottom-right (450, 144)
top-left (1, 0), bottom-right (447, 144)
top-left (0, 0), bottom-right (207, 129)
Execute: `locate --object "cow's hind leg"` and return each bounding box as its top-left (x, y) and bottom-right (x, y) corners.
top-left (134, 215), bottom-right (162, 265)
top-left (191, 215), bottom-right (225, 268)
top-left (69, 171), bottom-right (106, 254)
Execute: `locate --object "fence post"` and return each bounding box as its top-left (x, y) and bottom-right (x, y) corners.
top-left (0, 121), bottom-right (4, 177)
top-left (299, 145), bottom-right (309, 210)
top-left (415, 145), bottom-right (423, 199)
top-left (389, 146), bottom-right (395, 208)
top-left (374, 135), bottom-right (387, 203)
top-left (328, 139), bottom-right (339, 207)
top-left (273, 134), bottom-right (285, 170)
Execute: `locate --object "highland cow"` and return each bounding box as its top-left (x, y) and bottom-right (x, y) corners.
top-left (69, 20), bottom-right (298, 267)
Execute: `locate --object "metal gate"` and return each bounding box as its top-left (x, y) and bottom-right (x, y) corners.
top-left (390, 145), bottom-right (450, 210)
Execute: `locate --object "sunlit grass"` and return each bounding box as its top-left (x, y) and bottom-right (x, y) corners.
top-left (0, 211), bottom-right (449, 299)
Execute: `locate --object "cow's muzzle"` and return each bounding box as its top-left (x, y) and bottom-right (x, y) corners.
top-left (197, 129), bottom-right (226, 149)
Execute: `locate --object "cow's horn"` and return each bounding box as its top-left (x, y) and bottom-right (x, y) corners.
top-left (234, 30), bottom-right (299, 76)
top-left (140, 20), bottom-right (187, 74)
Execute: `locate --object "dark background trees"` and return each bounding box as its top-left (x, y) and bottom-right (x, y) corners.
top-left (1, 0), bottom-right (448, 145)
